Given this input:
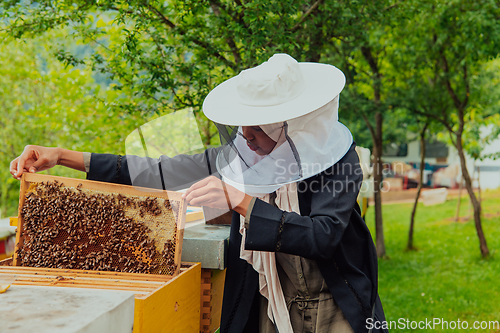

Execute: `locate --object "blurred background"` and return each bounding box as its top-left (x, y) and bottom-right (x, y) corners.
top-left (1, 1), bottom-right (499, 331)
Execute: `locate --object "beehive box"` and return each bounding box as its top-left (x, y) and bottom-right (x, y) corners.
top-left (14, 173), bottom-right (186, 276)
top-left (4, 173), bottom-right (202, 332)
top-left (0, 260), bottom-right (201, 333)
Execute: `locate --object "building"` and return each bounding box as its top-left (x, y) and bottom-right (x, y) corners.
top-left (382, 130), bottom-right (500, 190)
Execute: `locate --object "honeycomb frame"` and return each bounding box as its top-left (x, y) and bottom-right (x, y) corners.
top-left (14, 173), bottom-right (186, 276)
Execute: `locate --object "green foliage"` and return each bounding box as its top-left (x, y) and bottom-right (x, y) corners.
top-left (2, 0), bottom-right (497, 152)
top-left (322, 0), bottom-right (404, 149)
top-left (463, 58), bottom-right (500, 161)
top-left (388, 0), bottom-right (500, 257)
top-left (1, 0), bottom-right (361, 146)
top-left (0, 31), bottom-right (146, 217)
top-left (1, 1), bottom-right (499, 261)
top-left (389, 0), bottom-right (500, 146)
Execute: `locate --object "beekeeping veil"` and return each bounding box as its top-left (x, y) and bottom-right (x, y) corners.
top-left (203, 54), bottom-right (353, 196)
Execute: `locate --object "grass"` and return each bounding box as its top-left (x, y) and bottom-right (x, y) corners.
top-left (365, 189), bottom-right (500, 332)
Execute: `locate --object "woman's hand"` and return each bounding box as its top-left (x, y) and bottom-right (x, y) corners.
top-left (10, 145), bottom-right (85, 180)
top-left (182, 176), bottom-right (253, 216)
top-left (10, 145), bottom-right (60, 180)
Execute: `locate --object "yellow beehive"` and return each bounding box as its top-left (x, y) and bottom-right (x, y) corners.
top-left (3, 173), bottom-right (201, 332)
top-left (0, 260), bottom-right (201, 333)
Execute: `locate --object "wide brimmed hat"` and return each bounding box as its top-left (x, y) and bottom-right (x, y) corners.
top-left (203, 54), bottom-right (346, 126)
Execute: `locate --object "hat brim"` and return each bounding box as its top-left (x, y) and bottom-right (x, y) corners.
top-left (202, 63), bottom-right (346, 126)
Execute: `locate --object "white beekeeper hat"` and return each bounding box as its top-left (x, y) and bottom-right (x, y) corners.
top-left (203, 53), bottom-right (353, 195)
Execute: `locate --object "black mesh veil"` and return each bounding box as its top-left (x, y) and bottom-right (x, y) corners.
top-left (214, 122), bottom-right (303, 195)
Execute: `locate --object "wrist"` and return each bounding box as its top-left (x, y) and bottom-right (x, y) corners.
top-left (233, 194), bottom-right (252, 216)
top-left (55, 147), bottom-right (63, 166)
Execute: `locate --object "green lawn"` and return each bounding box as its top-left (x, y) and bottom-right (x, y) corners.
top-left (366, 190), bottom-right (500, 332)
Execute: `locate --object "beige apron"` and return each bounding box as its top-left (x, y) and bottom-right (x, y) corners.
top-left (259, 253), bottom-right (353, 333)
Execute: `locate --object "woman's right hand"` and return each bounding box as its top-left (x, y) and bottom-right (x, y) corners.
top-left (10, 145), bottom-right (61, 180)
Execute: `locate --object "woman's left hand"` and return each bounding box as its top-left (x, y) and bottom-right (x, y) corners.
top-left (182, 176), bottom-right (252, 216)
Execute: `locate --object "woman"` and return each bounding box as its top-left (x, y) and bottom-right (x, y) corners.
top-left (11, 54), bottom-right (387, 333)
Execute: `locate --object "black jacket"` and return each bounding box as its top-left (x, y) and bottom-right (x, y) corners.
top-left (87, 143), bottom-right (387, 333)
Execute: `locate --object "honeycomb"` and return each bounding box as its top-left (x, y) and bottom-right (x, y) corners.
top-left (16, 180), bottom-right (182, 275)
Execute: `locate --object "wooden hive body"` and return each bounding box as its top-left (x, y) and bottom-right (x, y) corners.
top-left (0, 260), bottom-right (201, 333)
top-left (2, 173), bottom-right (201, 332)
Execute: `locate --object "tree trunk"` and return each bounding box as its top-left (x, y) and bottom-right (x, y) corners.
top-left (359, 46), bottom-right (386, 257)
top-left (478, 166), bottom-right (481, 203)
top-left (408, 124), bottom-right (427, 250)
top-left (455, 137), bottom-right (489, 257)
top-left (372, 112), bottom-right (386, 257)
top-left (455, 176), bottom-right (463, 222)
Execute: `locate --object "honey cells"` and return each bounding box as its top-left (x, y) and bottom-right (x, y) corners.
top-left (17, 180), bottom-right (180, 275)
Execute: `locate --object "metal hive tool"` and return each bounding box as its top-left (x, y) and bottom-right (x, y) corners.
top-left (14, 173), bottom-right (186, 276)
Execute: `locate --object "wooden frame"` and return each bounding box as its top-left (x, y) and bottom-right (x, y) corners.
top-left (14, 173), bottom-right (187, 276)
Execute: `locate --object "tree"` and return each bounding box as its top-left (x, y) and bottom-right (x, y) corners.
top-left (1, 0), bottom-right (410, 258)
top-left (0, 31), bottom-right (145, 216)
top-left (407, 122), bottom-right (427, 250)
top-left (392, 0), bottom-right (500, 257)
top-left (324, 0), bottom-right (405, 258)
top-left (386, 56), bottom-right (445, 250)
top-left (1, 0), bottom-right (353, 146)
top-left (1, 0), bottom-right (350, 215)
